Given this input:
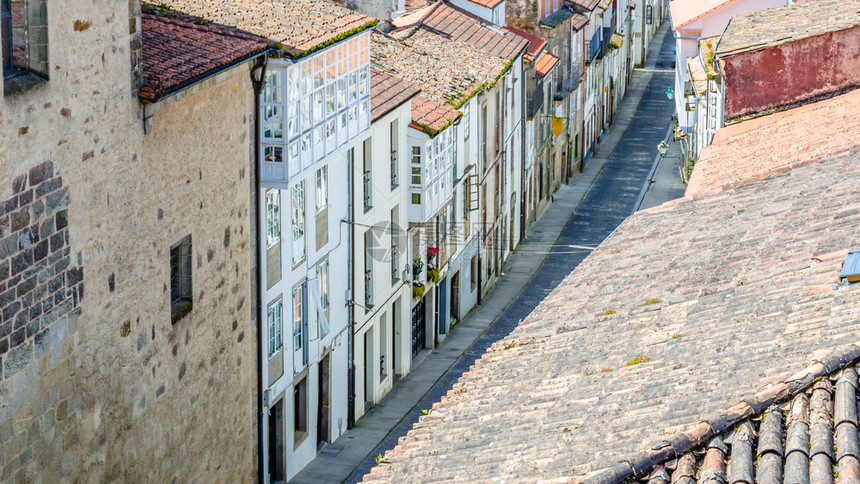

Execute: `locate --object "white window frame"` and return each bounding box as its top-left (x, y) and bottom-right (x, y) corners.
top-left (268, 298), bottom-right (283, 358)
top-left (316, 166), bottom-right (328, 212)
top-left (266, 189), bottom-right (281, 248)
top-left (317, 260), bottom-right (330, 310)
top-left (291, 181), bottom-right (305, 263)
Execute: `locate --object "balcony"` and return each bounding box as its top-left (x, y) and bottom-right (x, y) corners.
top-left (390, 150), bottom-right (398, 189)
top-left (554, 63), bottom-right (583, 101)
top-left (526, 80), bottom-right (545, 119)
top-left (363, 170), bottom-right (372, 212)
top-left (586, 30), bottom-right (600, 62)
top-left (391, 246), bottom-right (400, 285)
top-left (364, 269), bottom-right (373, 308)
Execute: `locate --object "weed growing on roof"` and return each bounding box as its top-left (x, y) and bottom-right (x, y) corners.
top-left (376, 454), bottom-right (384, 465)
top-left (421, 409), bottom-right (429, 415)
top-left (604, 309), bottom-right (616, 315)
top-left (600, 367), bottom-right (613, 373)
top-left (153, 2), bottom-right (176, 16)
top-left (503, 341), bottom-right (517, 350)
top-left (624, 356), bottom-right (650, 367)
top-left (640, 298), bottom-right (662, 306)
top-left (671, 333), bottom-right (686, 339)
top-left (193, 16), bottom-right (209, 26)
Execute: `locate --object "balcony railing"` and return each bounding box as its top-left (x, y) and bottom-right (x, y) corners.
top-left (554, 63), bottom-right (583, 100)
top-left (526, 80), bottom-right (545, 119)
top-left (363, 170), bottom-right (372, 212)
top-left (390, 150), bottom-right (398, 189)
top-left (364, 269), bottom-right (373, 308)
top-left (586, 30), bottom-right (600, 62)
top-left (391, 246), bottom-right (400, 284)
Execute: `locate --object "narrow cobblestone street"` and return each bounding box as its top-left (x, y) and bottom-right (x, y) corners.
top-left (292, 16), bottom-right (680, 484)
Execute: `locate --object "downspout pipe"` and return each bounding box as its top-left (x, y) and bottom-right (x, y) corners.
top-left (251, 52), bottom-right (269, 484)
top-left (347, 145), bottom-right (356, 429)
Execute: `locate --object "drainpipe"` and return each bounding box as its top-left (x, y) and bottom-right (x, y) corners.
top-left (251, 52), bottom-right (269, 484)
top-left (347, 145), bottom-right (356, 429)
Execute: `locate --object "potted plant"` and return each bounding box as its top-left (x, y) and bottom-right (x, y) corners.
top-left (427, 266), bottom-right (440, 283)
top-left (412, 257), bottom-right (424, 276)
top-left (412, 281), bottom-right (425, 299)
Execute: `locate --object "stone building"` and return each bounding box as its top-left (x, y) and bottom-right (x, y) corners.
top-left (1, 1), bottom-right (265, 482)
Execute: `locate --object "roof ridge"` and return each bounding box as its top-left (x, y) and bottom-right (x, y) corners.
top-left (579, 343), bottom-right (860, 484)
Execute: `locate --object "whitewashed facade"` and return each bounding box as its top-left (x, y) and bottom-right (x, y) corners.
top-left (258, 31), bottom-right (371, 481)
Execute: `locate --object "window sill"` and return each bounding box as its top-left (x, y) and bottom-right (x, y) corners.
top-left (3, 69), bottom-right (48, 97)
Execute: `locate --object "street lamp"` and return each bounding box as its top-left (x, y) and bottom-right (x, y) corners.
top-left (665, 88), bottom-right (674, 101)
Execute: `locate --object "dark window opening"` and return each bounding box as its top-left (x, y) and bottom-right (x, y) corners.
top-left (170, 235), bottom-right (193, 324)
top-left (294, 377), bottom-right (308, 445)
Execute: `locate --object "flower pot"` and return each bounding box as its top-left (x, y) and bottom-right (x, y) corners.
top-left (412, 284), bottom-right (425, 299)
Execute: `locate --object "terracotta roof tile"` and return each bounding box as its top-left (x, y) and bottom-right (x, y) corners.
top-left (410, 95), bottom-right (461, 133)
top-left (504, 26), bottom-right (546, 58)
top-left (421, 2), bottom-right (528, 60)
top-left (686, 88), bottom-right (860, 196)
top-left (370, 68), bottom-right (421, 122)
top-left (462, 0), bottom-right (504, 9)
top-left (405, 0), bottom-right (430, 10)
top-left (568, 0), bottom-right (600, 12)
top-left (371, 29), bottom-right (505, 110)
top-left (390, 3), bottom-right (436, 30)
top-left (686, 56), bottom-right (707, 96)
top-left (157, 0), bottom-right (376, 58)
top-left (716, 0), bottom-right (860, 58)
top-left (535, 52), bottom-right (558, 77)
top-left (139, 8), bottom-right (267, 101)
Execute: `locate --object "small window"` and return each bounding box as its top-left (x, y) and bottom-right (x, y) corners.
top-left (411, 146), bottom-right (421, 164)
top-left (268, 298), bottom-right (283, 357)
top-left (294, 376), bottom-right (308, 444)
top-left (266, 189), bottom-right (281, 248)
top-left (411, 167), bottom-right (422, 186)
top-left (2, 0), bottom-right (49, 96)
top-left (170, 235), bottom-right (193, 323)
top-left (315, 166), bottom-right (328, 212)
top-left (411, 193), bottom-right (421, 205)
top-left (316, 260), bottom-right (329, 310)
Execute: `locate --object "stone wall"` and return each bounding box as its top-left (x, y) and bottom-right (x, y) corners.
top-left (0, 1), bottom-right (257, 481)
top-left (0, 160), bottom-right (82, 481)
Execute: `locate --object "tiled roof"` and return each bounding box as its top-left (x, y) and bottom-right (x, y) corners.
top-left (156, 0), bottom-right (377, 58)
top-left (390, 3), bottom-right (435, 30)
top-left (698, 35), bottom-right (719, 78)
top-left (410, 95), bottom-right (462, 134)
top-left (716, 0), bottom-right (860, 58)
top-left (504, 26), bottom-right (547, 58)
top-left (462, 0), bottom-right (504, 9)
top-left (371, 29), bottom-right (506, 109)
top-left (362, 132), bottom-right (860, 480)
top-left (421, 2), bottom-right (528, 60)
top-left (139, 8), bottom-right (267, 101)
top-left (686, 88), bottom-right (860, 197)
top-left (568, 0), bottom-right (600, 12)
top-left (584, 352), bottom-right (860, 484)
top-left (686, 56), bottom-right (707, 96)
top-left (370, 68), bottom-right (421, 122)
top-left (669, 0), bottom-right (735, 30)
top-left (404, 0), bottom-right (430, 10)
top-left (535, 52), bottom-right (559, 77)
top-left (570, 11), bottom-right (589, 30)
